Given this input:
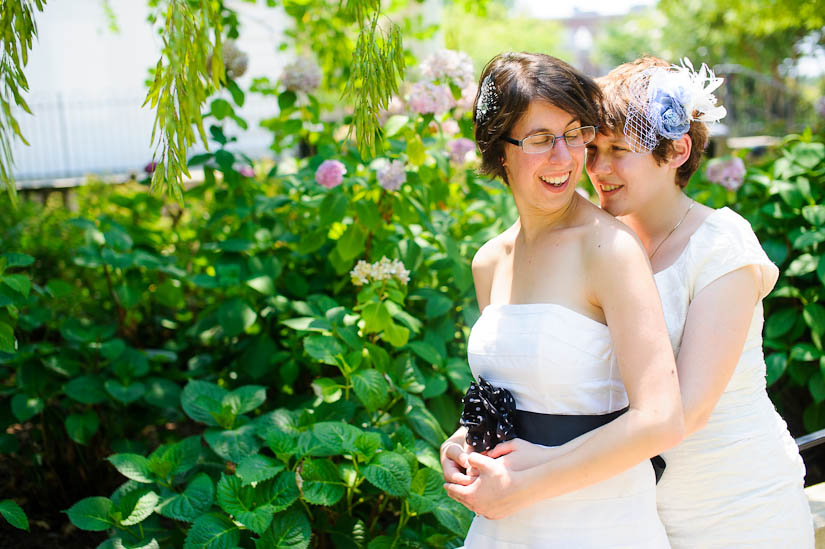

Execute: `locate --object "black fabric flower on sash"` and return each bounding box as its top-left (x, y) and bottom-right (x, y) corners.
top-left (460, 377), bottom-right (517, 451)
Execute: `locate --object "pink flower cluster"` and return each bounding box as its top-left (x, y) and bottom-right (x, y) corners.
top-left (315, 159), bottom-right (347, 188)
top-left (376, 160), bottom-right (406, 191)
top-left (450, 138), bottom-right (476, 165)
top-left (705, 156), bottom-right (745, 190)
top-left (408, 81), bottom-right (455, 115)
top-left (350, 257), bottom-right (410, 286)
top-left (281, 57), bottom-right (322, 94)
top-left (420, 49), bottom-right (474, 88)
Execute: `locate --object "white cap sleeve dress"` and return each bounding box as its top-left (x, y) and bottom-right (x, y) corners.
top-left (653, 207), bottom-right (814, 548)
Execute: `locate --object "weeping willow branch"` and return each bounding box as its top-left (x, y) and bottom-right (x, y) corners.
top-left (0, 0), bottom-right (46, 205)
top-left (343, 7), bottom-right (405, 159)
top-left (144, 0), bottom-right (224, 202)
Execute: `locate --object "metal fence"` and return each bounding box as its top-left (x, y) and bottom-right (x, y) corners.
top-left (11, 91), bottom-right (278, 186)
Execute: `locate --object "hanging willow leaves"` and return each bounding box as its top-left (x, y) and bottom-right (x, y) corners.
top-left (144, 0), bottom-right (224, 202)
top-left (0, 0), bottom-right (46, 204)
top-left (343, 12), bottom-right (405, 159)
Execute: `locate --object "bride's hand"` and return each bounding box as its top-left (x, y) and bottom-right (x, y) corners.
top-left (444, 452), bottom-right (535, 520)
top-left (486, 438), bottom-right (557, 471)
top-left (440, 439), bottom-right (477, 486)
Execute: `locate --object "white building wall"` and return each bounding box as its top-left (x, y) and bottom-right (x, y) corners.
top-left (12, 0), bottom-right (290, 183)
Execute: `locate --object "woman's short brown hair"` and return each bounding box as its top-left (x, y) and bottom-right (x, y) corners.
top-left (472, 52), bottom-right (603, 185)
top-left (597, 56), bottom-right (709, 188)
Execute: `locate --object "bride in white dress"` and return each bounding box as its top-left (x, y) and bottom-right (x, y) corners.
top-left (439, 52), bottom-right (684, 548)
top-left (585, 56), bottom-right (814, 548)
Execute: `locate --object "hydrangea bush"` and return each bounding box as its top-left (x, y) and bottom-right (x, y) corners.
top-left (0, 49), bottom-right (518, 547)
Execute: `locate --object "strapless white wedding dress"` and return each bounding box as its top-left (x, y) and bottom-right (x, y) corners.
top-left (462, 303), bottom-right (669, 548)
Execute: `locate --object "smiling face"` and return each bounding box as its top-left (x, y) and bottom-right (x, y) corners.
top-left (585, 130), bottom-right (671, 217)
top-left (502, 100), bottom-right (585, 211)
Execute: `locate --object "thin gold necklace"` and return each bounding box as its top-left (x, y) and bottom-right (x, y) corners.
top-left (649, 199), bottom-right (695, 260)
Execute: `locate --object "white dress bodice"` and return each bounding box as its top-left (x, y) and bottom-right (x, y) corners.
top-left (462, 303), bottom-right (669, 548)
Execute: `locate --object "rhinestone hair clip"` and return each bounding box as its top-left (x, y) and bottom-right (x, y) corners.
top-left (475, 73), bottom-right (500, 124)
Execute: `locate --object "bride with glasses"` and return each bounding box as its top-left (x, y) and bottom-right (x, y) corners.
top-left (440, 51), bottom-right (683, 547)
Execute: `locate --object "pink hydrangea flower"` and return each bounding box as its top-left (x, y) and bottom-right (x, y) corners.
top-left (281, 57), bottom-right (322, 94)
top-left (376, 160), bottom-right (406, 191)
top-left (144, 161), bottom-right (157, 174)
top-left (450, 138), bottom-right (476, 164)
top-left (315, 159), bottom-right (347, 188)
top-left (239, 166), bottom-right (255, 178)
top-left (705, 157), bottom-right (745, 191)
top-left (457, 82), bottom-right (478, 111)
top-left (408, 82), bottom-right (455, 115)
top-left (420, 49), bottom-right (474, 88)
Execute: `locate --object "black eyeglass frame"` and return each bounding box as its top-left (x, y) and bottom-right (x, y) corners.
top-left (502, 125), bottom-right (599, 154)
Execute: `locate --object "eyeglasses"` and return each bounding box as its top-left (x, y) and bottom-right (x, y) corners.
top-left (502, 126), bottom-right (598, 154)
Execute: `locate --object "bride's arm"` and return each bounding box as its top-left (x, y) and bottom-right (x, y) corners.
top-left (445, 227), bottom-right (684, 518)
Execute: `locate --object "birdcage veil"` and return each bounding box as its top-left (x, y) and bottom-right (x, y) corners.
top-left (622, 58), bottom-right (727, 154)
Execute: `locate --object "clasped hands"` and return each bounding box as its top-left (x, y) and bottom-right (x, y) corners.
top-left (440, 437), bottom-right (553, 520)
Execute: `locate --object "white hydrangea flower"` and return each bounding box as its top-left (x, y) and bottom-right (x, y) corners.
top-left (281, 57), bottom-right (322, 93)
top-left (350, 257), bottom-right (410, 286)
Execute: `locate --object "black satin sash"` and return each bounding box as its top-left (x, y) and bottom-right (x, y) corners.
top-left (513, 406), bottom-right (666, 484)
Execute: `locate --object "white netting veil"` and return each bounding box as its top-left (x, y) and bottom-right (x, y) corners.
top-left (621, 58), bottom-right (727, 154)
top-left (624, 68), bottom-right (662, 154)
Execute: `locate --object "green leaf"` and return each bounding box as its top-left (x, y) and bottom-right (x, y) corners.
top-left (217, 474), bottom-right (275, 535)
top-left (765, 353), bottom-right (788, 387)
top-left (264, 427), bottom-right (298, 456)
top-left (407, 135), bottom-right (427, 167)
top-left (65, 410), bottom-right (100, 445)
top-left (432, 496), bottom-right (473, 536)
top-left (257, 472), bottom-right (299, 514)
top-left (2, 274), bottom-right (31, 297)
top-left (229, 385), bottom-right (267, 414)
top-left (382, 320), bottom-right (410, 347)
top-left (300, 459), bottom-right (345, 505)
top-left (181, 380), bottom-right (228, 426)
top-left (809, 373), bottom-right (825, 404)
top-left (255, 507), bottom-right (311, 549)
top-left (236, 455), bottom-right (285, 486)
top-left (278, 91), bottom-right (297, 110)
top-left (46, 278), bottom-right (74, 298)
top-left (11, 394), bottom-right (43, 422)
top-left (352, 369), bottom-right (390, 411)
top-left (2, 253), bottom-right (34, 268)
top-left (405, 395), bottom-right (447, 447)
top-left (309, 421), bottom-right (361, 455)
top-left (112, 348), bottom-right (150, 379)
top-left (0, 322), bottom-right (14, 353)
top-left (303, 334), bottom-right (343, 365)
top-left (793, 229), bottom-right (825, 249)
top-left (218, 298), bottom-right (257, 338)
top-left (0, 499), bottom-right (29, 531)
top-left (804, 303), bottom-right (825, 336)
top-left (765, 308), bottom-right (797, 339)
top-left (362, 452), bottom-right (411, 497)
top-left (361, 302), bottom-right (391, 334)
top-left (64, 497), bottom-right (114, 531)
top-left (210, 98), bottom-right (232, 120)
top-left (804, 402), bottom-right (825, 432)
top-left (311, 377), bottom-right (342, 403)
top-left (409, 467), bottom-right (444, 514)
top-left (786, 254), bottom-right (818, 277)
top-left (803, 204), bottom-right (825, 226)
top-left (790, 343), bottom-right (821, 362)
top-left (383, 115), bottom-right (409, 137)
top-left (407, 341), bottom-right (443, 366)
top-left (105, 380), bottom-right (146, 404)
top-left (425, 294), bottom-right (452, 319)
top-left (354, 431), bottom-right (383, 460)
top-left (143, 377), bottom-right (181, 409)
top-left (183, 513), bottom-right (240, 549)
top-left (414, 439), bottom-right (442, 470)
top-left (282, 317), bottom-right (333, 332)
top-left (119, 487), bottom-right (159, 526)
top-left (247, 275), bottom-right (276, 295)
top-left (108, 454), bottom-right (155, 483)
top-left (156, 473), bottom-right (214, 523)
top-left (335, 224), bottom-right (367, 261)
top-left (204, 424), bottom-right (262, 463)
top-left (100, 338), bottom-right (127, 360)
